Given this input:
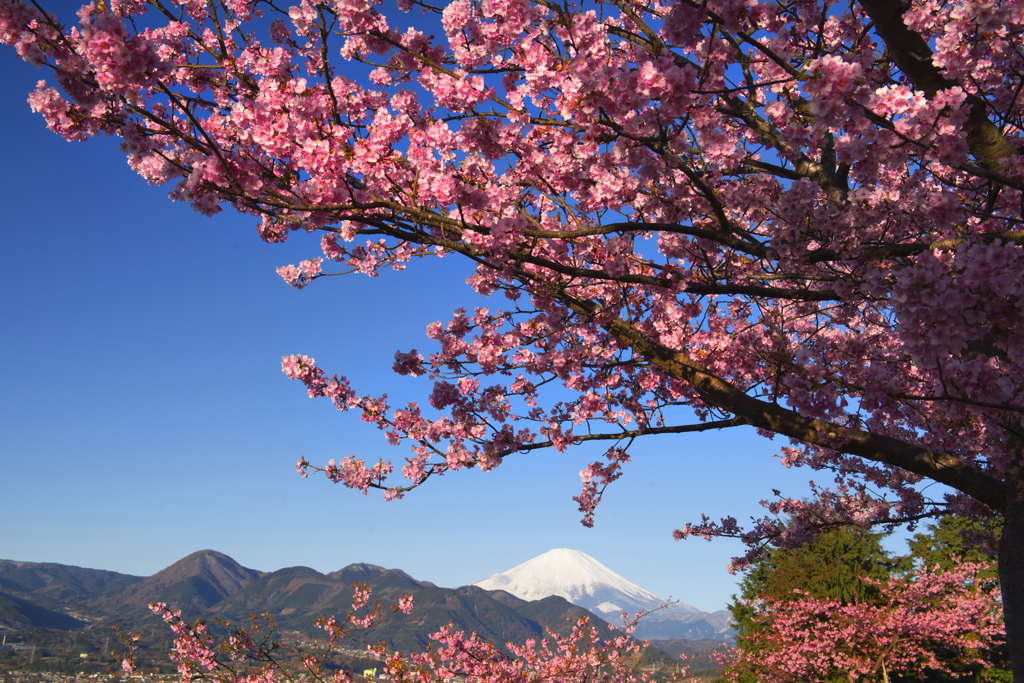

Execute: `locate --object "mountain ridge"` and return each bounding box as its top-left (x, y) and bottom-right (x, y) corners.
top-left (0, 559), bottom-right (142, 610)
top-left (89, 549), bottom-right (262, 614)
top-left (0, 549), bottom-right (732, 646)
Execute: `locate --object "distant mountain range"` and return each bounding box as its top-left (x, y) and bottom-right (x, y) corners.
top-left (0, 549), bottom-right (733, 654)
top-left (475, 549), bottom-right (734, 641)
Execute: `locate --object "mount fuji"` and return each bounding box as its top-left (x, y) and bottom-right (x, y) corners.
top-left (474, 549), bottom-right (734, 641)
top-left (474, 548), bottom-right (699, 616)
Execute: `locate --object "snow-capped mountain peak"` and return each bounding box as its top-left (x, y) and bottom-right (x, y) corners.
top-left (473, 548), bottom-right (699, 616)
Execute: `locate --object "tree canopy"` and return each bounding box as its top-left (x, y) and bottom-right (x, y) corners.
top-left (909, 513), bottom-right (1004, 574)
top-left (728, 522), bottom-right (1007, 683)
top-left (2, 0), bottom-right (1023, 677)
top-left (730, 525), bottom-right (897, 631)
top-left (723, 558), bottom-right (1004, 683)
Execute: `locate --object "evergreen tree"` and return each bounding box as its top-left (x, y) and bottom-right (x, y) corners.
top-left (907, 516), bottom-right (1009, 683)
top-left (910, 515), bottom-right (1003, 576)
top-left (730, 526), bottom-right (898, 634)
top-left (729, 520), bottom-right (1009, 683)
top-left (728, 526), bottom-right (899, 683)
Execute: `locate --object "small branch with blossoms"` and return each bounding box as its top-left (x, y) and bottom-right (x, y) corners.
top-left (129, 583), bottom-right (414, 683)
top-left (133, 583), bottom-right (683, 683)
top-left (114, 626), bottom-right (144, 676)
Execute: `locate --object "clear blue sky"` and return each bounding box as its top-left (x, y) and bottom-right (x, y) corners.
top-left (1, 1), bottom-right (864, 614)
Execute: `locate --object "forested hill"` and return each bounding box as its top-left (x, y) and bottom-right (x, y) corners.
top-left (0, 552), bottom-right (681, 669)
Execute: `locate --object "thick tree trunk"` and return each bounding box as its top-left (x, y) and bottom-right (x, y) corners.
top-left (1001, 460), bottom-right (1024, 683)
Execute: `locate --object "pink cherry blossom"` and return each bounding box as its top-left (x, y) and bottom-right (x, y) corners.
top-left (720, 561), bottom-right (1005, 683)
top-left (4, 0), bottom-right (1024, 674)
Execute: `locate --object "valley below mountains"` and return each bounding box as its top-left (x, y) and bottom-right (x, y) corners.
top-left (0, 549), bottom-right (734, 663)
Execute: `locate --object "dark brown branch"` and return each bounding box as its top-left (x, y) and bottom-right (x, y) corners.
top-left (520, 221), bottom-right (768, 257)
top-left (488, 417), bottom-right (747, 457)
top-left (517, 251), bottom-right (840, 300)
top-left (858, 0), bottom-right (1017, 176)
top-left (720, 95), bottom-right (850, 204)
top-left (556, 294), bottom-right (1007, 513)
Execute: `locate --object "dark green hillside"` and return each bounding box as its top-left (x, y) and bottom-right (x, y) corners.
top-left (0, 552), bottom-right (679, 679)
top-left (514, 595), bottom-right (611, 637)
top-left (353, 587), bottom-right (544, 651)
top-left (0, 560), bottom-right (141, 610)
top-left (154, 576), bottom-right (237, 612)
top-left (0, 567), bottom-right (52, 593)
top-left (89, 550), bottom-right (260, 615)
top-left (0, 592), bottom-right (86, 630)
top-left (223, 566), bottom-right (325, 602)
top-left (480, 589), bottom-right (527, 609)
top-left (367, 569), bottom-right (426, 590)
top-left (211, 564), bottom-right (432, 622)
top-left (211, 566), bottom-right (347, 617)
top-left (205, 567), bottom-right (675, 666)
top-left (287, 581), bottom-right (328, 605)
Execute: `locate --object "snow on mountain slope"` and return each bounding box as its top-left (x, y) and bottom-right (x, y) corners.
top-left (473, 549), bottom-right (700, 617)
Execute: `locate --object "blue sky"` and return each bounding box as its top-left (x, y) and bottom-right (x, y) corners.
top-left (1, 1), bottom-right (856, 615)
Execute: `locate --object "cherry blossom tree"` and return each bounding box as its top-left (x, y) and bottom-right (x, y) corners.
top-left (717, 561), bottom-right (1005, 683)
top-left (727, 522), bottom-right (1009, 681)
top-left (2, 0), bottom-right (1023, 676)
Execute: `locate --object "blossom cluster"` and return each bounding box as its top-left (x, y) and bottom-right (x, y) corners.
top-left (719, 561), bottom-right (1005, 682)
top-left (135, 584), bottom-right (675, 683)
top-left (3, 0), bottom-right (1023, 573)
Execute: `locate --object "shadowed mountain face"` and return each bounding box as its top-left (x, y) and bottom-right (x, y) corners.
top-left (0, 591), bottom-right (87, 630)
top-left (326, 563), bottom-right (397, 584)
top-left (208, 562), bottom-right (433, 619)
top-left (210, 565), bottom-right (361, 617)
top-left (646, 638), bottom-right (730, 660)
top-left (0, 550), bottom-right (718, 667)
top-left (99, 553), bottom-right (674, 666)
top-left (205, 565), bottom-right (598, 653)
top-left (0, 559), bottom-right (141, 611)
top-left (90, 550), bottom-right (262, 614)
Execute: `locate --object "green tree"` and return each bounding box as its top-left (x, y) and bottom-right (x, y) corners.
top-left (910, 515), bottom-right (1004, 575)
top-left (731, 526), bottom-right (898, 630)
top-left (729, 519), bottom-right (1010, 683)
top-left (907, 516), bottom-right (1009, 683)
top-left (727, 526), bottom-right (900, 683)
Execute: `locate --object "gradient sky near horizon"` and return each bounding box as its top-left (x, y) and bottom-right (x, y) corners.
top-left (0, 1), bottom-right (906, 614)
